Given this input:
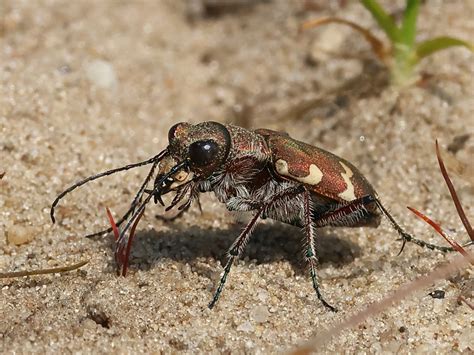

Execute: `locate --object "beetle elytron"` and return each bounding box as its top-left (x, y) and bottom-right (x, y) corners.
top-left (51, 121), bottom-right (453, 311)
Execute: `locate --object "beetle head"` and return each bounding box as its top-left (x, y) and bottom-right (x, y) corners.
top-left (167, 121), bottom-right (231, 177)
top-left (153, 121), bottom-right (231, 198)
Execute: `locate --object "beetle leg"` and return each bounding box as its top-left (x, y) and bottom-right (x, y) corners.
top-left (196, 195), bottom-right (203, 214)
top-left (373, 198), bottom-right (454, 253)
top-left (166, 184), bottom-right (192, 211)
top-left (208, 209), bottom-right (263, 309)
top-left (154, 182), bottom-right (200, 222)
top-left (315, 194), bottom-right (454, 253)
top-left (155, 205), bottom-right (189, 222)
top-left (314, 195), bottom-right (377, 228)
top-left (303, 190), bottom-right (338, 312)
top-left (209, 185), bottom-right (307, 309)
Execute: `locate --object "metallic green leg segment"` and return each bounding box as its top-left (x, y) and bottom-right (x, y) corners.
top-left (308, 257), bottom-right (338, 312)
top-left (208, 256), bottom-right (235, 309)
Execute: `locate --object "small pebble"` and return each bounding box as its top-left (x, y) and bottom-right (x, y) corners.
top-left (251, 305), bottom-right (270, 323)
top-left (6, 225), bottom-right (37, 245)
top-left (85, 60), bottom-right (117, 89)
top-left (237, 321), bottom-right (254, 333)
top-left (257, 288), bottom-right (268, 302)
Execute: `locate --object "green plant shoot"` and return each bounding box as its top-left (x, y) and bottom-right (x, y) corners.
top-left (302, 0), bottom-right (474, 86)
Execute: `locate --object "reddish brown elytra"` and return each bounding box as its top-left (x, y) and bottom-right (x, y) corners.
top-left (51, 121), bottom-right (454, 311)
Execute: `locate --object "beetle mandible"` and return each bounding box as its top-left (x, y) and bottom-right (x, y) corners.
top-left (51, 121), bottom-right (453, 311)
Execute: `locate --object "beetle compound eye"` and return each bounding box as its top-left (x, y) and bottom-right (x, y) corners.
top-left (188, 140), bottom-right (219, 167)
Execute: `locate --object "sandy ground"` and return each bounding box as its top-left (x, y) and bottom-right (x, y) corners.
top-left (1, 0), bottom-right (473, 353)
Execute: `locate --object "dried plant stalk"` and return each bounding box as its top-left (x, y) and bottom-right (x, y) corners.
top-left (291, 253), bottom-right (473, 354)
top-left (301, 17), bottom-right (387, 61)
top-left (435, 140), bottom-right (473, 241)
top-left (0, 260), bottom-right (88, 279)
top-left (407, 206), bottom-right (470, 259)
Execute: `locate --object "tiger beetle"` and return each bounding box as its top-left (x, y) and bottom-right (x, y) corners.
top-left (50, 121), bottom-right (456, 311)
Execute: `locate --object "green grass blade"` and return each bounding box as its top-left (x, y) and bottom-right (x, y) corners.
top-left (415, 36), bottom-right (474, 63)
top-left (361, 0), bottom-right (399, 42)
top-left (399, 0), bottom-right (420, 48)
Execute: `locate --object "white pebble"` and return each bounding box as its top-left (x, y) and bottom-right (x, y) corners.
top-left (251, 305), bottom-right (270, 323)
top-left (257, 288), bottom-right (269, 302)
top-left (85, 60), bottom-right (117, 89)
top-left (237, 321), bottom-right (254, 333)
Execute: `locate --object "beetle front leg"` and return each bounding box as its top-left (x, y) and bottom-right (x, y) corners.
top-left (208, 209), bottom-right (263, 309)
top-left (155, 203), bottom-right (190, 222)
top-left (303, 190), bottom-right (338, 312)
top-left (154, 184), bottom-right (201, 222)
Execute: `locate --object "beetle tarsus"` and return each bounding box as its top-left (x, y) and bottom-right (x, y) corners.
top-left (310, 266), bottom-right (338, 312)
top-left (155, 205), bottom-right (189, 222)
top-left (374, 197), bottom-right (454, 253)
top-left (208, 256), bottom-right (235, 309)
top-left (397, 238), bottom-right (408, 256)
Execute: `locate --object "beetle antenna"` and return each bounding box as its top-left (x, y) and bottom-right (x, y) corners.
top-left (84, 156), bottom-right (162, 238)
top-left (51, 149), bottom-right (168, 224)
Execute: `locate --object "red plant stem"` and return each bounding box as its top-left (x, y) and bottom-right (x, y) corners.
top-left (106, 207), bottom-right (120, 241)
top-left (121, 209), bottom-right (145, 277)
top-left (436, 140), bottom-right (474, 241)
top-left (407, 206), bottom-right (469, 258)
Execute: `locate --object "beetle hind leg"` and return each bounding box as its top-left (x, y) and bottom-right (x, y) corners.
top-left (303, 190), bottom-right (338, 312)
top-left (373, 197), bottom-right (454, 254)
top-left (314, 195), bottom-right (381, 229)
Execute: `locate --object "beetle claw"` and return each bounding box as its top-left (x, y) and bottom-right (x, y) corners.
top-left (156, 194), bottom-right (165, 206)
top-left (397, 238), bottom-right (407, 256)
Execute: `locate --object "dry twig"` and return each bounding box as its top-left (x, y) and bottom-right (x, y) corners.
top-left (0, 260), bottom-right (88, 279)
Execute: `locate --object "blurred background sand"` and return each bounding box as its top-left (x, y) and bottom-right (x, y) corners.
top-left (1, 0), bottom-right (473, 353)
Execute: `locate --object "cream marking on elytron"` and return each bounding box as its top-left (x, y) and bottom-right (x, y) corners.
top-left (275, 159), bottom-right (323, 185)
top-left (338, 161), bottom-right (356, 201)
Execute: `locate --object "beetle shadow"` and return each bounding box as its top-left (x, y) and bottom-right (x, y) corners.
top-left (102, 220), bottom-right (362, 276)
